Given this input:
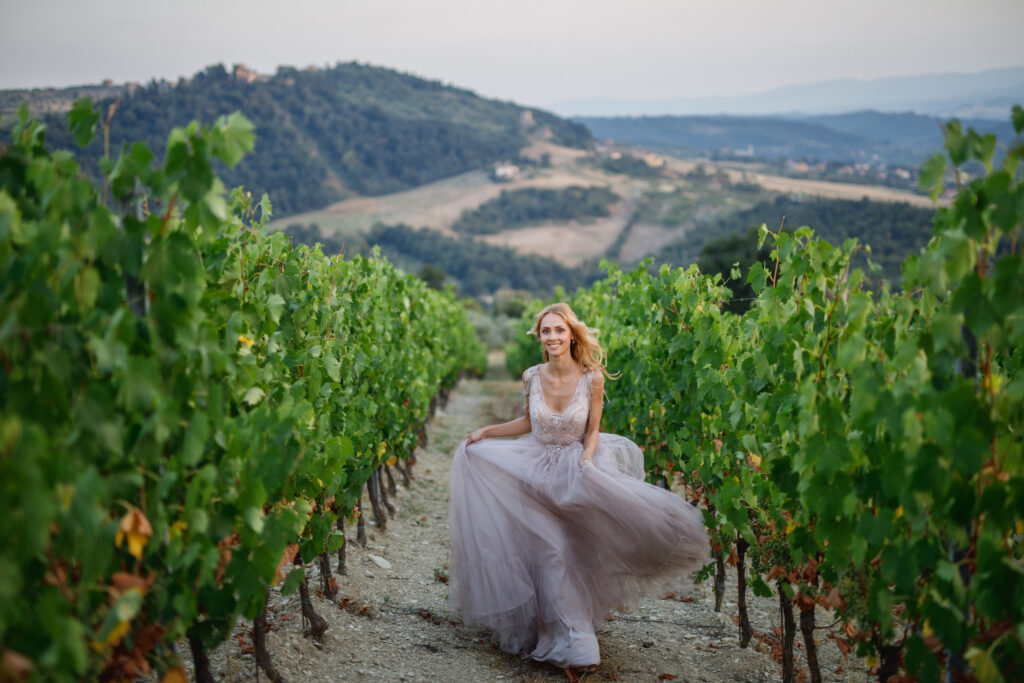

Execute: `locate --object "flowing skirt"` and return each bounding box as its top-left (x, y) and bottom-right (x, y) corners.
top-left (448, 433), bottom-right (709, 668)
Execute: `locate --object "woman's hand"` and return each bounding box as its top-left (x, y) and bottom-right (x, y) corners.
top-left (464, 428), bottom-right (488, 445)
top-left (578, 453), bottom-right (594, 470)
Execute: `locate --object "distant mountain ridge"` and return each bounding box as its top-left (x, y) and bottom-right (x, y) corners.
top-left (552, 66), bottom-right (1024, 118)
top-left (6, 62), bottom-right (591, 216)
top-left (578, 110), bottom-right (1016, 166)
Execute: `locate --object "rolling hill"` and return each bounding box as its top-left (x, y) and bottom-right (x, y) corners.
top-left (578, 111), bottom-right (1016, 166)
top-left (10, 62), bottom-right (591, 216)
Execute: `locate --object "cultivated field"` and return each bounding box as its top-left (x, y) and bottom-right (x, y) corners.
top-left (270, 140), bottom-right (942, 266)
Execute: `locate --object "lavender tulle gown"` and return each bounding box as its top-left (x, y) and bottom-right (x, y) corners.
top-left (449, 365), bottom-right (710, 668)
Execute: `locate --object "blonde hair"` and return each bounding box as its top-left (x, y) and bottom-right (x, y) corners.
top-left (529, 303), bottom-right (615, 379)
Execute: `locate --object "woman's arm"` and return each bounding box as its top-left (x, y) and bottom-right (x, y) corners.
top-left (464, 413), bottom-right (532, 445)
top-left (579, 372), bottom-right (605, 468)
top-left (465, 366), bottom-right (534, 445)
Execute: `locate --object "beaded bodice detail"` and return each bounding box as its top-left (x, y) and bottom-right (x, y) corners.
top-left (525, 365), bottom-right (591, 447)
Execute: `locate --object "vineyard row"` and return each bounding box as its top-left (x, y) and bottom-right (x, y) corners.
top-left (507, 109), bottom-right (1024, 682)
top-left (0, 102), bottom-right (486, 680)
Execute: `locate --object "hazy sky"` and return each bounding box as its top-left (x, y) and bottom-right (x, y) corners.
top-left (2, 0), bottom-right (1021, 108)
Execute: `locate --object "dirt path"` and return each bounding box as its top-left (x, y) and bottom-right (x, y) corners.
top-left (185, 356), bottom-right (866, 682)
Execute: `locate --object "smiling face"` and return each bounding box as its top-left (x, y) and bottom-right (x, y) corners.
top-left (539, 312), bottom-right (572, 359)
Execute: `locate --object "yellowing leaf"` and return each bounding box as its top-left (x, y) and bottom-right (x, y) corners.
top-left (378, 441), bottom-right (387, 457)
top-left (115, 506), bottom-right (153, 560)
top-left (57, 483), bottom-right (74, 511)
top-left (386, 456), bottom-right (397, 467)
top-left (966, 646), bottom-right (1005, 683)
top-left (105, 620), bottom-right (131, 646)
top-left (242, 386), bottom-right (266, 406)
top-left (786, 519), bottom-right (798, 535)
top-left (237, 334), bottom-right (255, 348)
top-left (894, 505), bottom-right (904, 520)
top-left (162, 668), bottom-right (188, 683)
top-left (170, 520), bottom-right (188, 539)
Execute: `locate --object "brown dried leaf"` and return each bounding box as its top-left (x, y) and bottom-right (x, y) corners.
top-left (803, 558), bottom-right (818, 582)
top-left (2, 648), bottom-right (33, 678)
top-left (272, 544), bottom-right (300, 586)
top-left (819, 587), bottom-right (845, 609)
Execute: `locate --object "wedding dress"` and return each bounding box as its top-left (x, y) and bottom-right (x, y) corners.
top-left (448, 365), bottom-right (709, 668)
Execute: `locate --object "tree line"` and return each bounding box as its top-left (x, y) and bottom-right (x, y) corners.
top-left (451, 186), bottom-right (619, 235)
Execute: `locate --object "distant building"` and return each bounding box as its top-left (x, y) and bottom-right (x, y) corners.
top-left (101, 79), bottom-right (114, 88)
top-left (493, 163), bottom-right (521, 181)
top-left (642, 153), bottom-right (665, 168)
top-left (519, 109), bottom-right (535, 128)
top-left (233, 63), bottom-right (263, 83)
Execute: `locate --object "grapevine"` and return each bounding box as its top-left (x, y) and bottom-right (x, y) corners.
top-left (508, 108), bottom-right (1024, 680)
top-left (0, 101), bottom-right (485, 680)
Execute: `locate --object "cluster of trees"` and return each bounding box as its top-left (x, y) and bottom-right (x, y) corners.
top-left (451, 186), bottom-right (619, 235)
top-left (27, 63), bottom-right (591, 216)
top-left (283, 222), bottom-right (603, 297)
top-left (597, 153), bottom-right (664, 178)
top-left (659, 196), bottom-right (936, 286)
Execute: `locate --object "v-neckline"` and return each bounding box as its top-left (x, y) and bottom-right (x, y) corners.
top-left (537, 367), bottom-right (586, 414)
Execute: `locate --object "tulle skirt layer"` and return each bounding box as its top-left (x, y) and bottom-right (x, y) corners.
top-left (448, 433), bottom-right (710, 668)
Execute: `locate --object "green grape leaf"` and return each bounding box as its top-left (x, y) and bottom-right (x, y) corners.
top-left (68, 97), bottom-right (99, 147)
top-left (281, 567), bottom-right (305, 596)
top-left (266, 294), bottom-right (285, 324)
top-left (212, 112), bottom-right (255, 168)
top-left (918, 154), bottom-right (946, 200)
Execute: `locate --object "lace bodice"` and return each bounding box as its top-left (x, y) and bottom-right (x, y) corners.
top-left (524, 365), bottom-right (592, 447)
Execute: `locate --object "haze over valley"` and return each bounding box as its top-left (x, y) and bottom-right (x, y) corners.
top-left (2, 56), bottom-right (1019, 299)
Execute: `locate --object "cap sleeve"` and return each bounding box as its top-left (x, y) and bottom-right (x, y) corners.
top-left (522, 365), bottom-right (537, 408)
top-left (588, 368), bottom-right (605, 403)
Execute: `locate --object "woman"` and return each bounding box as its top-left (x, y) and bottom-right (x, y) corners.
top-left (449, 303), bottom-right (709, 680)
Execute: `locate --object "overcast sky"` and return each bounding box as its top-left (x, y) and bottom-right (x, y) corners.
top-left (1, 0), bottom-right (1021, 108)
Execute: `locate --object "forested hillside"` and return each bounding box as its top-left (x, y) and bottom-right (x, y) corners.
top-left (19, 62), bottom-right (591, 215)
top-left (580, 112), bottom-right (1014, 166)
top-left (659, 196), bottom-right (936, 285)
